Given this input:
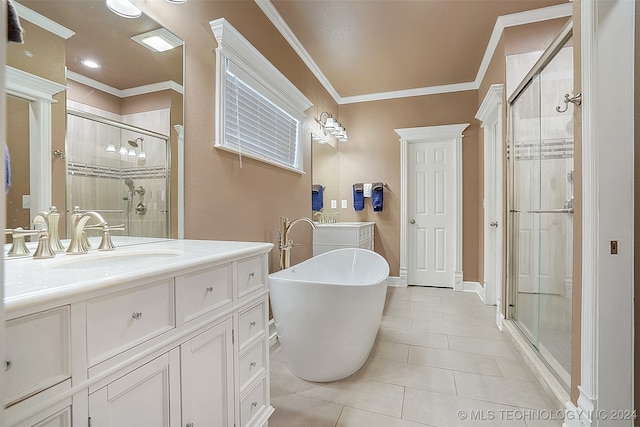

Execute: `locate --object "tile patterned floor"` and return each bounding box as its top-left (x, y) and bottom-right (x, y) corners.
top-left (269, 285), bottom-right (564, 427)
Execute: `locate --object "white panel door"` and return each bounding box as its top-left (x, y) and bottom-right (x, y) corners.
top-left (408, 140), bottom-right (456, 287)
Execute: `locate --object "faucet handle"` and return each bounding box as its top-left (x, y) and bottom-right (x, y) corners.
top-left (98, 224), bottom-right (125, 251)
top-left (6, 227), bottom-right (33, 257)
top-left (32, 230), bottom-right (55, 259)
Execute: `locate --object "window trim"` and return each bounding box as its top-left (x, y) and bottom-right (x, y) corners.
top-left (210, 18), bottom-right (313, 174)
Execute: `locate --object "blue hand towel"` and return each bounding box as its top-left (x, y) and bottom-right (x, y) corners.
top-left (353, 183), bottom-right (364, 211)
top-left (312, 184), bottom-right (324, 211)
top-left (372, 182), bottom-right (384, 212)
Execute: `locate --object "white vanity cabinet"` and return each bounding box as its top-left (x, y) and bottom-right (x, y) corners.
top-left (313, 222), bottom-right (375, 256)
top-left (3, 240), bottom-right (274, 427)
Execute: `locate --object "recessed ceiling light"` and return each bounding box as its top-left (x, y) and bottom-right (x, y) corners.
top-left (106, 0), bottom-right (142, 19)
top-left (81, 59), bottom-right (101, 69)
top-left (131, 28), bottom-right (183, 53)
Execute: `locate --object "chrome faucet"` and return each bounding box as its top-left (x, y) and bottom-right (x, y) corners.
top-left (66, 211), bottom-right (107, 255)
top-left (279, 216), bottom-right (317, 269)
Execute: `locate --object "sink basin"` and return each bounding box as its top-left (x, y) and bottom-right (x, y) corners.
top-left (50, 249), bottom-right (184, 270)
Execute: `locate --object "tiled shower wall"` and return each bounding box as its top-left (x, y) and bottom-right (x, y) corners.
top-left (66, 100), bottom-right (170, 239)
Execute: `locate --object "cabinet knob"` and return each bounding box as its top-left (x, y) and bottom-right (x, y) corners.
top-left (251, 401), bottom-right (258, 408)
top-left (248, 272), bottom-right (255, 278)
top-left (186, 423), bottom-right (194, 427)
top-left (131, 312), bottom-right (143, 320)
top-left (250, 361), bottom-right (257, 368)
top-left (250, 321), bottom-right (256, 327)
top-left (206, 286), bottom-right (214, 292)
top-left (5, 360), bottom-right (11, 371)
top-left (410, 219), bottom-right (415, 224)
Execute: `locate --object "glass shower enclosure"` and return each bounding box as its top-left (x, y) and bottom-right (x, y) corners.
top-left (65, 109), bottom-right (170, 239)
top-left (507, 24), bottom-right (574, 387)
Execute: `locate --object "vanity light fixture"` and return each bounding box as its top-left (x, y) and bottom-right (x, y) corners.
top-left (105, 0), bottom-right (141, 18)
top-left (106, 143), bottom-right (116, 153)
top-left (119, 144), bottom-right (128, 156)
top-left (316, 111), bottom-right (348, 143)
top-left (132, 28), bottom-right (183, 53)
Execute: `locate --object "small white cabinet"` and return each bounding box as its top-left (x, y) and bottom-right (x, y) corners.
top-left (3, 240), bottom-right (274, 427)
top-left (313, 222), bottom-right (375, 256)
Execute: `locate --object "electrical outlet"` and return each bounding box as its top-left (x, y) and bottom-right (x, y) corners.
top-left (331, 200), bottom-right (337, 209)
top-left (610, 240), bottom-right (618, 255)
top-left (341, 200), bottom-right (347, 209)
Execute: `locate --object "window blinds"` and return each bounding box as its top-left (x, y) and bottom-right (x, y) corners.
top-left (224, 61), bottom-right (299, 169)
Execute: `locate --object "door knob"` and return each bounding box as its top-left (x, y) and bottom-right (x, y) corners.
top-left (410, 219), bottom-right (415, 224)
top-left (490, 221), bottom-right (498, 228)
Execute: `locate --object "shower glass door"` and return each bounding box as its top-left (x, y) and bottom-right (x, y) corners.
top-left (66, 109), bottom-right (170, 239)
top-left (508, 34), bottom-right (574, 387)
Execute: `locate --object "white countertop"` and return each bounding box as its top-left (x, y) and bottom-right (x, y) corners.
top-left (4, 238), bottom-right (274, 315)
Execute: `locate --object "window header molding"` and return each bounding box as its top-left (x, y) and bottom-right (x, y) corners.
top-left (210, 18), bottom-right (312, 116)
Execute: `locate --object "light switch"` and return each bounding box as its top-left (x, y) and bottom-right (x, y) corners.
top-left (341, 200), bottom-right (347, 209)
top-left (22, 194), bottom-right (31, 209)
top-left (331, 200), bottom-right (337, 209)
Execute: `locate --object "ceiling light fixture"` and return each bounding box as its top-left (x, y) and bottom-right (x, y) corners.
top-left (316, 111), bottom-right (348, 143)
top-left (81, 59), bottom-right (101, 69)
top-left (105, 0), bottom-right (142, 18)
top-left (132, 28), bottom-right (183, 53)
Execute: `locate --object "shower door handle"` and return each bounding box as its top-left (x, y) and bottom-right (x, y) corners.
top-left (526, 208), bottom-right (574, 214)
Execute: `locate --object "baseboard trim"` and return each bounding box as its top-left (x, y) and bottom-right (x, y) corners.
top-left (386, 276), bottom-right (405, 287)
top-left (462, 281), bottom-right (485, 302)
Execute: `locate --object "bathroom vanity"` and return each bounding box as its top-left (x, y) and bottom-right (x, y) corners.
top-left (312, 222), bottom-right (375, 256)
top-left (3, 239), bottom-right (274, 427)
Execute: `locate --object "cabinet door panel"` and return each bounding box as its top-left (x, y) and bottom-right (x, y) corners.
top-left (89, 351), bottom-right (178, 427)
top-left (181, 318), bottom-right (234, 427)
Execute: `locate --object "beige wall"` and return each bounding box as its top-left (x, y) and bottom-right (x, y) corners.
top-left (634, 0), bottom-right (639, 418)
top-left (138, 1), bottom-right (337, 274)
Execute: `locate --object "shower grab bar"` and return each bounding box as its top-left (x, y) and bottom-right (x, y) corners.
top-left (526, 208), bottom-right (574, 214)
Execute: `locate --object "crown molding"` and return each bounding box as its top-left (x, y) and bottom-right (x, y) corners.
top-left (14, 3), bottom-right (75, 39)
top-left (67, 70), bottom-right (184, 98)
top-left (256, 1), bottom-right (573, 104)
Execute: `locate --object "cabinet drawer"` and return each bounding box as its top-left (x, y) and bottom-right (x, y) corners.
top-left (238, 302), bottom-right (266, 351)
top-left (86, 279), bottom-right (175, 366)
top-left (237, 256), bottom-right (265, 298)
top-left (176, 264), bottom-right (233, 324)
top-left (4, 307), bottom-right (70, 407)
top-left (239, 339), bottom-right (266, 393)
top-left (240, 377), bottom-right (267, 427)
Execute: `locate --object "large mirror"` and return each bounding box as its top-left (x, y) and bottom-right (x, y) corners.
top-left (311, 138), bottom-right (339, 219)
top-left (6, 0), bottom-right (184, 242)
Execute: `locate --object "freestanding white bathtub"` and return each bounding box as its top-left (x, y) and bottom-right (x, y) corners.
top-left (268, 248), bottom-right (389, 382)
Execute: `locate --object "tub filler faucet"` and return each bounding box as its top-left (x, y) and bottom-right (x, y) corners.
top-left (279, 216), bottom-right (316, 270)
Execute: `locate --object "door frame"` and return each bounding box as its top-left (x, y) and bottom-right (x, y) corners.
top-left (395, 124), bottom-right (468, 289)
top-left (476, 84), bottom-right (504, 324)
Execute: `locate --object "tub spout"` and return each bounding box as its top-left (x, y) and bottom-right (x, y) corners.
top-left (279, 216), bottom-right (317, 270)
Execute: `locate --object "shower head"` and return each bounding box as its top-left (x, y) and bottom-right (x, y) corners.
top-left (128, 137), bottom-right (143, 148)
top-left (124, 178), bottom-right (135, 191)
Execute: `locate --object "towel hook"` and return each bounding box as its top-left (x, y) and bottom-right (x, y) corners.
top-left (556, 93), bottom-right (582, 113)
